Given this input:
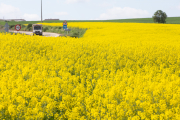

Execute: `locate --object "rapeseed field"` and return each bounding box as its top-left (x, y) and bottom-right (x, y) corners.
top-left (0, 22), bottom-right (180, 120)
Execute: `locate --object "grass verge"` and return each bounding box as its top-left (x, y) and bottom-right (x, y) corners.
top-left (0, 24), bottom-right (87, 38)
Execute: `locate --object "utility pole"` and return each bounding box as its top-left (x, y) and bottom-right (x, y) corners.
top-left (41, 0), bottom-right (42, 23)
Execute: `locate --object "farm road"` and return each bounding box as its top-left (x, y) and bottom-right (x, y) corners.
top-left (9, 30), bottom-right (62, 37)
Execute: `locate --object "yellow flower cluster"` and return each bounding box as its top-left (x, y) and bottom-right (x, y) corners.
top-left (0, 22), bottom-right (180, 119)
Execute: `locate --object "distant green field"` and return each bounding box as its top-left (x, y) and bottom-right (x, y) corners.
top-left (0, 17), bottom-right (180, 26)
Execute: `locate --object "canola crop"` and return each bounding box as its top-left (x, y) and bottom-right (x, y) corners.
top-left (0, 22), bottom-right (180, 120)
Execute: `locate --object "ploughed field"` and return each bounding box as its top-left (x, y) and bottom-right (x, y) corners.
top-left (0, 22), bottom-right (180, 119)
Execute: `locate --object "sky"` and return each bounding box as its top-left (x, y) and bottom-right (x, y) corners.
top-left (0, 0), bottom-right (180, 21)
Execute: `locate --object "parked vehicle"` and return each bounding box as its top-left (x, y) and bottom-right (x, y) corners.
top-left (32, 24), bottom-right (43, 35)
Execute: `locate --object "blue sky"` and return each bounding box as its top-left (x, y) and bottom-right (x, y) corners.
top-left (0, 0), bottom-right (180, 21)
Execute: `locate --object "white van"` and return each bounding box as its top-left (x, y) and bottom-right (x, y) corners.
top-left (32, 24), bottom-right (43, 35)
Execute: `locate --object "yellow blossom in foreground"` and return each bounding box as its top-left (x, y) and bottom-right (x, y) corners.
top-left (0, 22), bottom-right (180, 119)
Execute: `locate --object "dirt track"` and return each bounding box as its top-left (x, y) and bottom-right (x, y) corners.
top-left (9, 30), bottom-right (62, 37)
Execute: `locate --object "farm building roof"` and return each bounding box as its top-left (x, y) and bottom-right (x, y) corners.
top-left (44, 19), bottom-right (59, 21)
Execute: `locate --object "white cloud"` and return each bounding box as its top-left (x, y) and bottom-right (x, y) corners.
top-left (0, 3), bottom-right (21, 19)
top-left (97, 7), bottom-right (150, 20)
top-left (0, 3), bottom-right (40, 21)
top-left (23, 14), bottom-right (40, 21)
top-left (65, 0), bottom-right (89, 4)
top-left (99, 2), bottom-right (112, 7)
top-left (178, 4), bottom-right (180, 10)
top-left (55, 12), bottom-right (68, 16)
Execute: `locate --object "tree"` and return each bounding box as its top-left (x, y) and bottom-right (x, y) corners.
top-left (152, 10), bottom-right (167, 23)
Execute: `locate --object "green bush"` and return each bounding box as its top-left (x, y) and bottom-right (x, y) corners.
top-left (9, 25), bottom-right (15, 29)
top-left (54, 26), bottom-right (62, 29)
top-left (0, 25), bottom-right (3, 29)
top-left (27, 24), bottom-right (32, 29)
top-left (28, 27), bottom-right (32, 31)
top-left (43, 27), bottom-right (49, 32)
top-left (22, 25), bottom-right (26, 28)
top-left (70, 32), bottom-right (79, 38)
